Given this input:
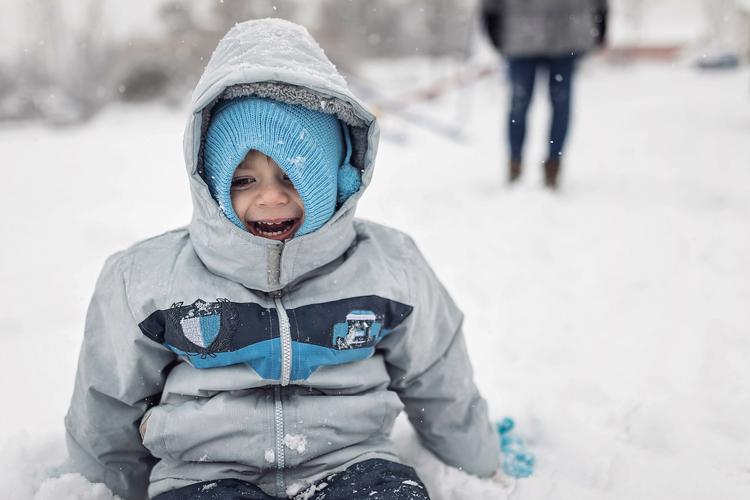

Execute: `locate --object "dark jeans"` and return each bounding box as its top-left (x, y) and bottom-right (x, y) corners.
top-left (507, 54), bottom-right (577, 163)
top-left (152, 459), bottom-right (430, 500)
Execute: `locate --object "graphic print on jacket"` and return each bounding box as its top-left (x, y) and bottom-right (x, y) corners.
top-left (138, 296), bottom-right (413, 381)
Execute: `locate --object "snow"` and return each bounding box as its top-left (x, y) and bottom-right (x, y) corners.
top-left (200, 482), bottom-right (217, 492)
top-left (32, 474), bottom-right (121, 500)
top-left (288, 155), bottom-right (307, 169)
top-left (392, 416), bottom-right (514, 499)
top-left (289, 480), bottom-right (328, 500)
top-left (1, 57), bottom-right (749, 499)
top-left (609, 0), bottom-right (707, 46)
top-left (284, 433), bottom-right (308, 454)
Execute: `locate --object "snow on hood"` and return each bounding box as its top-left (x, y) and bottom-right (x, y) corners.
top-left (186, 18), bottom-right (378, 193)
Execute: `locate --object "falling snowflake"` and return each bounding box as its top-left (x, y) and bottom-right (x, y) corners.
top-left (288, 156), bottom-right (306, 169)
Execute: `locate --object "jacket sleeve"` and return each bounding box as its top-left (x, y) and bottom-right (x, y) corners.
top-left (378, 239), bottom-right (501, 478)
top-left (480, 0), bottom-right (504, 52)
top-left (64, 252), bottom-right (176, 500)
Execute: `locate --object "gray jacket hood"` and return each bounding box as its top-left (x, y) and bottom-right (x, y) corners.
top-left (184, 19), bottom-right (378, 292)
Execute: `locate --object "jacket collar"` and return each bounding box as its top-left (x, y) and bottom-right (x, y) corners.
top-left (188, 176), bottom-right (357, 292)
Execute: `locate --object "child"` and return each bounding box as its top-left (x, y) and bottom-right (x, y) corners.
top-left (65, 19), bottom-right (502, 500)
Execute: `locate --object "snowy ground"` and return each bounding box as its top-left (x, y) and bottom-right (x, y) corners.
top-left (1, 57), bottom-right (749, 499)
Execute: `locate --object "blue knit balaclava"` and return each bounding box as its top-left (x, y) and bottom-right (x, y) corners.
top-left (202, 97), bottom-right (361, 236)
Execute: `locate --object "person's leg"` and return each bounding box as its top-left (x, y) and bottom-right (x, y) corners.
top-left (302, 459), bottom-right (430, 500)
top-left (546, 54), bottom-right (577, 161)
top-left (152, 478), bottom-right (282, 500)
top-left (506, 56), bottom-right (539, 180)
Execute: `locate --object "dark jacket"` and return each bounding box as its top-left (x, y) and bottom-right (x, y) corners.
top-left (481, 0), bottom-right (608, 56)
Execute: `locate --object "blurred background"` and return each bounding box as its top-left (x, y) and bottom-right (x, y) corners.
top-left (1, 1), bottom-right (749, 499)
top-left (1, 0), bottom-right (749, 124)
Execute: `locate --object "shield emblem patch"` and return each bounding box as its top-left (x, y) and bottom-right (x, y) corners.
top-left (180, 313), bottom-right (221, 348)
top-left (179, 299), bottom-right (222, 349)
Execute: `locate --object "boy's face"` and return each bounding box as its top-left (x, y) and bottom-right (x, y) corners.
top-left (230, 150), bottom-right (304, 241)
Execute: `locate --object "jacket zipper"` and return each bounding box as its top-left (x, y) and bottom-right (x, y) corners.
top-left (271, 289), bottom-right (292, 496)
top-left (268, 244), bottom-right (291, 495)
top-left (273, 292), bottom-right (292, 386)
top-left (273, 385), bottom-right (285, 495)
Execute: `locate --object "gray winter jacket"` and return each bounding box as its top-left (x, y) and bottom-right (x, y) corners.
top-left (64, 19), bottom-right (500, 500)
top-left (482, 0), bottom-right (608, 57)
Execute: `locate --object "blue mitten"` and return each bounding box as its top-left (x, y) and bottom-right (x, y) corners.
top-left (495, 417), bottom-right (535, 478)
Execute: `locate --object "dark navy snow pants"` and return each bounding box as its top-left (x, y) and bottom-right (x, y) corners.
top-left (152, 459), bottom-right (430, 500)
top-left (507, 54), bottom-right (577, 162)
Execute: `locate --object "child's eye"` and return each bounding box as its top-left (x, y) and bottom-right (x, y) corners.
top-left (282, 174), bottom-right (292, 182)
top-left (231, 177), bottom-right (255, 190)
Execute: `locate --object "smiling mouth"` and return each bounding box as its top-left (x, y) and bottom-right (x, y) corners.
top-left (247, 218), bottom-right (300, 240)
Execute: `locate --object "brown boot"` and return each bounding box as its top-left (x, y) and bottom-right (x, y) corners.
top-left (508, 159), bottom-right (522, 183)
top-left (543, 158), bottom-right (561, 189)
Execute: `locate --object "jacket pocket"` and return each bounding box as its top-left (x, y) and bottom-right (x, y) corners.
top-left (281, 387), bottom-right (404, 468)
top-left (143, 390), bottom-right (275, 469)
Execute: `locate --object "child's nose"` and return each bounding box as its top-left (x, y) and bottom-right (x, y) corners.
top-left (256, 181), bottom-right (289, 206)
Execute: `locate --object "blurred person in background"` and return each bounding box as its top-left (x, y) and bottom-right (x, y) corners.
top-left (481, 0), bottom-right (608, 189)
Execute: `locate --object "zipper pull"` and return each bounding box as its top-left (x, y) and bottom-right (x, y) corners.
top-left (267, 244), bottom-right (282, 287)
